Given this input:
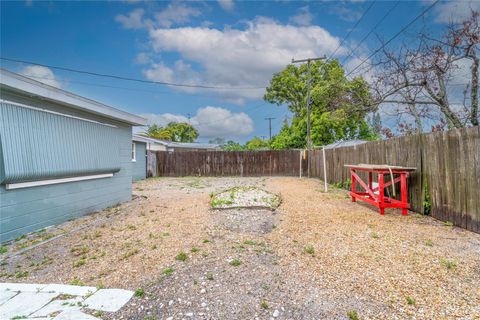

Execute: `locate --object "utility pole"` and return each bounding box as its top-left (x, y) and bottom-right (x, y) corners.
top-left (291, 56), bottom-right (326, 178)
top-left (264, 117), bottom-right (275, 140)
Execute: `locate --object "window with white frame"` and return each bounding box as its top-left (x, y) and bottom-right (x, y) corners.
top-left (132, 142), bottom-right (136, 162)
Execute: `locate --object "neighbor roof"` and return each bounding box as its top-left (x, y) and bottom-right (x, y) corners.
top-left (132, 134), bottom-right (220, 149)
top-left (321, 140), bottom-right (368, 149)
top-left (0, 68), bottom-right (147, 126)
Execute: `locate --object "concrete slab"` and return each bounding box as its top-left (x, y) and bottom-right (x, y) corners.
top-left (30, 296), bottom-right (83, 317)
top-left (0, 282), bottom-right (47, 292)
top-left (0, 289), bottom-right (18, 305)
top-left (41, 284), bottom-right (97, 296)
top-left (83, 288), bottom-right (134, 312)
top-left (53, 309), bottom-right (99, 320)
top-left (0, 291), bottom-right (57, 319)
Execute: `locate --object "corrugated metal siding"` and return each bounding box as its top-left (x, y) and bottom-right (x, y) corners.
top-left (0, 92), bottom-right (133, 243)
top-left (0, 102), bottom-right (121, 183)
top-left (132, 142), bottom-right (146, 181)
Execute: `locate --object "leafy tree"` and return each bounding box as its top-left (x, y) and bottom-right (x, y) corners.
top-left (144, 124), bottom-right (173, 140)
top-left (143, 122), bottom-right (199, 142)
top-left (265, 59), bottom-right (378, 149)
top-left (244, 136), bottom-right (269, 150)
top-left (222, 140), bottom-right (244, 151)
top-left (165, 122), bottom-right (199, 142)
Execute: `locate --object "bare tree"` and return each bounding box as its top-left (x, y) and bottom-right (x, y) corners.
top-left (373, 10), bottom-right (479, 131)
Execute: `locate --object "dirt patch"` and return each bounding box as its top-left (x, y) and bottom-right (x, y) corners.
top-left (1, 177), bottom-right (480, 319)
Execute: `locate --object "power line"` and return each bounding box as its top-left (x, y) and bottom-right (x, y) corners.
top-left (340, 0), bottom-right (400, 65)
top-left (20, 73), bottom-right (252, 99)
top-left (0, 57), bottom-right (267, 90)
top-left (345, 0), bottom-right (439, 78)
top-left (328, 0), bottom-right (376, 61)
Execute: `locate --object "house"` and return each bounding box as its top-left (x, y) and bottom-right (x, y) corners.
top-left (0, 69), bottom-right (147, 242)
top-left (132, 134), bottom-right (221, 152)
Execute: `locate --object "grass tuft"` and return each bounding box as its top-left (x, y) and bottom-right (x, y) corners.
top-left (304, 245), bottom-right (315, 255)
top-left (175, 252), bottom-right (188, 262)
top-left (229, 259), bottom-right (241, 267)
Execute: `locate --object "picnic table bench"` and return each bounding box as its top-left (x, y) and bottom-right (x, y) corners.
top-left (344, 164), bottom-right (416, 215)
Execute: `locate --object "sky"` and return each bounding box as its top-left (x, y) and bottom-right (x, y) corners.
top-left (1, 0), bottom-right (478, 142)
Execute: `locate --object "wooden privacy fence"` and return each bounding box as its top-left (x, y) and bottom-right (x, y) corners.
top-left (150, 126), bottom-right (479, 233)
top-left (154, 150), bottom-right (303, 177)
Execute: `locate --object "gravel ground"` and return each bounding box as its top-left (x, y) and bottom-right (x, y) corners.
top-left (210, 186), bottom-right (280, 210)
top-left (1, 177), bottom-right (480, 319)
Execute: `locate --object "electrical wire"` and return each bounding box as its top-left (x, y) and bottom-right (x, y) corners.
top-left (340, 0), bottom-right (400, 65)
top-left (0, 57), bottom-right (267, 90)
top-left (328, 0), bottom-right (376, 61)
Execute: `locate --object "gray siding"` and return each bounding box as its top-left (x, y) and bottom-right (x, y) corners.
top-left (0, 90), bottom-right (133, 242)
top-left (132, 142), bottom-right (147, 181)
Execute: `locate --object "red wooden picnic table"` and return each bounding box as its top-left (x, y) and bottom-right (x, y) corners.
top-left (344, 164), bottom-right (416, 215)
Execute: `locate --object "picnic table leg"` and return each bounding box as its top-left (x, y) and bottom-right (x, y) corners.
top-left (368, 172), bottom-right (373, 199)
top-left (401, 172), bottom-right (408, 215)
top-left (378, 173), bottom-right (385, 215)
top-left (351, 169), bottom-right (356, 202)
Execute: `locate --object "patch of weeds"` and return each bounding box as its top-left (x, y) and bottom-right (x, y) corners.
top-left (304, 245), bottom-right (315, 255)
top-left (0, 245), bottom-right (7, 254)
top-left (96, 283), bottom-right (105, 290)
top-left (260, 300), bottom-right (269, 309)
top-left (14, 270), bottom-right (28, 278)
top-left (93, 311), bottom-right (104, 317)
top-left (120, 248), bottom-right (139, 260)
top-left (206, 272), bottom-right (214, 280)
top-left (71, 245), bottom-right (90, 256)
top-left (15, 235), bottom-right (26, 242)
top-left (202, 239), bottom-right (210, 243)
top-left (440, 258), bottom-right (457, 270)
top-left (210, 197), bottom-right (234, 208)
top-left (55, 294), bottom-right (76, 300)
top-left (191, 247), bottom-right (199, 253)
top-left (347, 310), bottom-right (359, 320)
top-left (444, 221), bottom-right (454, 227)
top-left (134, 288), bottom-right (145, 297)
top-left (425, 239), bottom-right (433, 247)
top-left (406, 296), bottom-right (416, 305)
top-left (151, 244), bottom-right (158, 250)
top-left (371, 232), bottom-right (380, 239)
top-left (92, 230), bottom-right (102, 239)
top-left (70, 278), bottom-right (85, 286)
top-left (162, 267), bottom-right (174, 276)
top-left (162, 232), bottom-right (170, 237)
top-left (229, 259), bottom-right (241, 267)
top-left (143, 317), bottom-right (156, 320)
top-left (11, 316), bottom-right (27, 320)
top-left (127, 224), bottom-right (137, 231)
top-left (175, 252), bottom-right (188, 262)
top-left (73, 258), bottom-right (86, 268)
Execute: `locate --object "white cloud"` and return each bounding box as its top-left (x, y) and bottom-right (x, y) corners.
top-left (19, 65), bottom-right (62, 88)
top-left (329, 5), bottom-right (362, 22)
top-left (289, 6), bottom-right (313, 26)
top-left (155, 2), bottom-right (201, 28)
top-left (432, 0), bottom-right (480, 24)
top-left (115, 8), bottom-right (145, 29)
top-left (218, 0), bottom-right (235, 12)
top-left (143, 17), bottom-right (344, 103)
top-left (135, 52), bottom-right (152, 64)
top-left (140, 106), bottom-right (254, 138)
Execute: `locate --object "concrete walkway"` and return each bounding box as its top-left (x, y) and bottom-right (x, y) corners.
top-left (0, 283), bottom-right (134, 319)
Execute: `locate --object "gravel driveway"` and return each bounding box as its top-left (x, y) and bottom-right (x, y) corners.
top-left (1, 177), bottom-right (479, 319)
